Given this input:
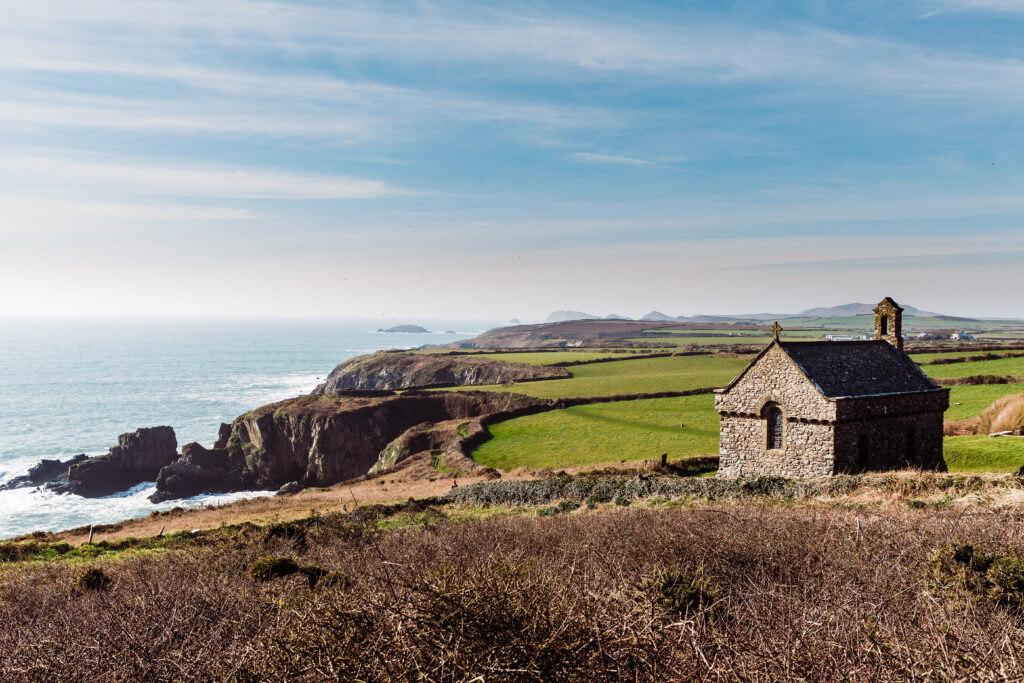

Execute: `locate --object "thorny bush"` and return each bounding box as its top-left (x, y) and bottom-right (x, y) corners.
top-left (3, 505), bottom-right (1024, 680)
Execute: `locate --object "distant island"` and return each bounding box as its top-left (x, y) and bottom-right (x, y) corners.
top-left (378, 324), bottom-right (430, 333)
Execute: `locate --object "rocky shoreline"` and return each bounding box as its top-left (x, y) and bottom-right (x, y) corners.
top-left (6, 386), bottom-right (546, 504)
top-left (3, 427), bottom-right (178, 498)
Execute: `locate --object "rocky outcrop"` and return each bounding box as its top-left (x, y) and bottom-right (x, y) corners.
top-left (378, 325), bottom-right (430, 333)
top-left (0, 454), bottom-right (88, 491)
top-left (148, 441), bottom-right (249, 503)
top-left (150, 391), bottom-right (547, 501)
top-left (50, 426), bottom-right (178, 497)
top-left (311, 352), bottom-right (568, 393)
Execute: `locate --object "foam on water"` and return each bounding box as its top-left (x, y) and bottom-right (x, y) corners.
top-left (0, 318), bottom-right (495, 538)
top-left (0, 482), bottom-right (278, 537)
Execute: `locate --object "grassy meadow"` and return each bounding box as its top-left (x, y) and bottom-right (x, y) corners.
top-left (461, 354), bottom-right (750, 399)
top-left (946, 385), bottom-right (1024, 420)
top-left (942, 435), bottom-right (1024, 473)
top-left (909, 350), bottom-right (1024, 362)
top-left (472, 395), bottom-right (718, 470)
top-left (921, 355), bottom-right (1024, 379)
top-left (627, 336), bottom-right (773, 346)
top-left (472, 351), bottom-right (641, 365)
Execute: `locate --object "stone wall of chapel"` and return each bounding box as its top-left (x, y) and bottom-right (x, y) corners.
top-left (834, 391), bottom-right (949, 422)
top-left (833, 411), bottom-right (946, 473)
top-left (714, 345), bottom-right (835, 422)
top-left (718, 415), bottom-right (835, 478)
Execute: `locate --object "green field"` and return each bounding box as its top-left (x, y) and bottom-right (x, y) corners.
top-left (471, 393), bottom-right (1024, 472)
top-left (921, 355), bottom-right (1024, 379)
top-left (646, 329), bottom-right (765, 336)
top-left (472, 395), bottom-right (718, 470)
top-left (651, 329), bottom-right (827, 338)
top-left (461, 354), bottom-right (750, 399)
top-left (946, 385), bottom-right (1024, 419)
top-left (628, 336), bottom-right (774, 346)
top-left (474, 351), bottom-right (641, 365)
top-left (910, 351), bottom-right (998, 362)
top-left (943, 435), bottom-right (1024, 473)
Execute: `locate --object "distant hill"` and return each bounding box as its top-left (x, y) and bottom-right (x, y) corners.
top-left (640, 311), bottom-right (675, 322)
top-left (796, 302), bottom-right (940, 318)
top-left (539, 302), bottom-right (974, 326)
top-left (545, 310), bottom-right (600, 323)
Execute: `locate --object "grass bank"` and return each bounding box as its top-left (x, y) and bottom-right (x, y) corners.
top-left (461, 354), bottom-right (749, 399)
top-left (472, 395), bottom-right (718, 470)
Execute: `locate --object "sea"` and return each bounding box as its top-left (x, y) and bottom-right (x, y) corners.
top-left (0, 318), bottom-right (497, 539)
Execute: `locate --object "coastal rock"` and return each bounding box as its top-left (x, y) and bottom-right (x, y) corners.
top-left (150, 391), bottom-right (547, 501)
top-left (214, 422), bottom-right (232, 449)
top-left (276, 481), bottom-right (303, 495)
top-left (378, 325), bottom-right (430, 333)
top-left (149, 441), bottom-right (249, 503)
top-left (51, 426), bottom-right (178, 497)
top-left (0, 454), bottom-right (88, 491)
top-left (311, 351), bottom-right (568, 393)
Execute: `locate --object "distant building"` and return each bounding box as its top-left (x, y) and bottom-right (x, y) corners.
top-left (715, 298), bottom-right (948, 478)
top-left (950, 331), bottom-right (975, 341)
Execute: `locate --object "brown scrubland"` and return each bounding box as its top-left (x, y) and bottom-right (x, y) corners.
top-left (4, 500), bottom-right (1024, 680)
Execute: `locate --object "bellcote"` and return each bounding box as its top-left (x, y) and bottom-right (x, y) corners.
top-left (873, 296), bottom-right (904, 351)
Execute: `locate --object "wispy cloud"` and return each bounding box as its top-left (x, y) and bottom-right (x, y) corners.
top-left (0, 196), bottom-right (253, 235)
top-left (0, 157), bottom-right (402, 200)
top-left (565, 152), bottom-right (674, 168)
top-left (920, 0), bottom-right (1024, 17)
top-left (6, 0), bottom-right (1024, 137)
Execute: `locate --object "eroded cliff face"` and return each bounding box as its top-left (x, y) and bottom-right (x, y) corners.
top-left (53, 426), bottom-right (178, 497)
top-left (311, 352), bottom-right (568, 393)
top-left (151, 391), bottom-right (547, 501)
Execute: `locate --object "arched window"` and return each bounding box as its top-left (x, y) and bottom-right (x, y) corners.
top-left (763, 403), bottom-right (783, 450)
top-left (880, 315), bottom-right (889, 336)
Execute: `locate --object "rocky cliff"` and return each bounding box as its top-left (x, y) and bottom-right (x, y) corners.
top-left (151, 391), bottom-right (547, 502)
top-left (51, 426), bottom-right (178, 497)
top-left (0, 454), bottom-right (88, 491)
top-left (311, 352), bottom-right (568, 393)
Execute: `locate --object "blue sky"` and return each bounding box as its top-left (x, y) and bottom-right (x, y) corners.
top-left (2, 0), bottom-right (1023, 320)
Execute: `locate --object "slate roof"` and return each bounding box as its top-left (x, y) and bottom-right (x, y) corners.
top-left (779, 340), bottom-right (941, 398)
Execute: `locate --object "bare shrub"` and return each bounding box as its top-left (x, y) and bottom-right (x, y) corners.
top-left (978, 393), bottom-right (1024, 434)
top-left (74, 567), bottom-right (112, 593)
top-left (928, 543), bottom-right (1024, 609)
top-left (249, 556), bottom-right (300, 582)
top-left (5, 505), bottom-right (1024, 680)
top-left (944, 417), bottom-right (980, 436)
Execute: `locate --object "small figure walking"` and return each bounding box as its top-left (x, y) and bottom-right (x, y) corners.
top-left (451, 478), bottom-right (458, 490)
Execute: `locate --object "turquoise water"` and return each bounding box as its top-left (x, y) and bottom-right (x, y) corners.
top-left (0, 319), bottom-right (493, 538)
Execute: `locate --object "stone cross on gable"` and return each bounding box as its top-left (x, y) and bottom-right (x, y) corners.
top-left (770, 321), bottom-right (782, 341)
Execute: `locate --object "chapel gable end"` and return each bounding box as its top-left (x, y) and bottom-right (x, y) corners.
top-left (715, 344), bottom-right (834, 422)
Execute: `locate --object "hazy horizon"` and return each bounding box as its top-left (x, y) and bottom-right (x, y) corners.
top-left (3, 1), bottom-right (1023, 320)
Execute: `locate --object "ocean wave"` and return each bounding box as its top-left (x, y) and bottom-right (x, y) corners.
top-left (0, 483), bottom-right (275, 539)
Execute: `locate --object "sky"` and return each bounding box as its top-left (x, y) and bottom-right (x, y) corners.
top-left (2, 0), bottom-right (1023, 321)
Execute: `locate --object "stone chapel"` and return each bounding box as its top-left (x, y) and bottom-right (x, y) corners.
top-left (715, 297), bottom-right (949, 477)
